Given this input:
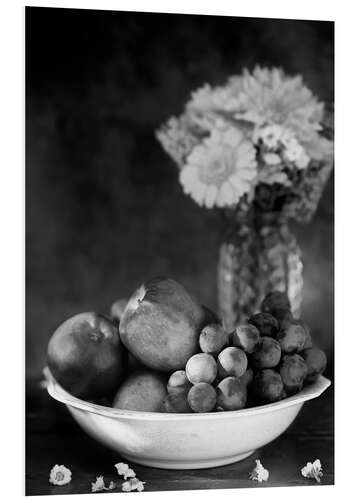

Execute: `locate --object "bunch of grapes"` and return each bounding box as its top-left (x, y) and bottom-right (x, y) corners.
top-left (164, 291), bottom-right (327, 413)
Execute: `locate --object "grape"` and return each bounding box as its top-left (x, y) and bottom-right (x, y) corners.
top-left (167, 370), bottom-right (191, 396)
top-left (252, 369), bottom-right (284, 403)
top-left (301, 347), bottom-right (327, 382)
top-left (251, 337), bottom-right (281, 369)
top-left (261, 291), bottom-right (291, 321)
top-left (187, 383), bottom-right (217, 413)
top-left (185, 353), bottom-right (217, 384)
top-left (278, 309), bottom-right (294, 330)
top-left (277, 320), bottom-right (307, 353)
top-left (280, 354), bottom-right (307, 394)
top-left (231, 324), bottom-right (260, 353)
top-left (216, 377), bottom-right (247, 411)
top-left (217, 346), bottom-right (248, 379)
top-left (163, 393), bottom-right (192, 413)
top-left (301, 322), bottom-right (313, 349)
top-left (238, 367), bottom-right (254, 388)
top-left (199, 324), bottom-right (229, 356)
top-left (248, 312), bottom-right (279, 338)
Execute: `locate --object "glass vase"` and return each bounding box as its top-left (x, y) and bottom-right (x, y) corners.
top-left (217, 214), bottom-right (303, 331)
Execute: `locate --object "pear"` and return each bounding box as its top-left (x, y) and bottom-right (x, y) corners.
top-left (119, 277), bottom-right (206, 372)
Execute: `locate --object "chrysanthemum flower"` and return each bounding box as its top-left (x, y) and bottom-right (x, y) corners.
top-left (249, 459), bottom-right (269, 483)
top-left (49, 464), bottom-right (72, 486)
top-left (301, 459), bottom-right (323, 482)
top-left (232, 66), bottom-right (324, 144)
top-left (179, 126), bottom-right (257, 208)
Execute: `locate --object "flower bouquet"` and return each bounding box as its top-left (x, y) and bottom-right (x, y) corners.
top-left (156, 66), bottom-right (334, 330)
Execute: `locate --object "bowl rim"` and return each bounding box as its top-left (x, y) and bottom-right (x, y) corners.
top-left (44, 367), bottom-right (331, 421)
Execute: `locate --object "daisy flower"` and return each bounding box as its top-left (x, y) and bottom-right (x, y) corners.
top-left (49, 464), bottom-right (72, 486)
top-left (179, 126), bottom-right (257, 208)
top-left (254, 124), bottom-right (284, 149)
top-left (263, 153), bottom-right (281, 166)
top-left (249, 459), bottom-right (269, 483)
top-left (301, 459), bottom-right (323, 483)
top-left (281, 131), bottom-right (310, 169)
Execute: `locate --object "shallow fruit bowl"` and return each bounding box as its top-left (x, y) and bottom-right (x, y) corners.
top-left (45, 368), bottom-right (330, 470)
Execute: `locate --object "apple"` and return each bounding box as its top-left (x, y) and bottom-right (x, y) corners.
top-left (113, 369), bottom-right (167, 412)
top-left (47, 312), bottom-right (127, 400)
top-left (119, 277), bottom-right (206, 371)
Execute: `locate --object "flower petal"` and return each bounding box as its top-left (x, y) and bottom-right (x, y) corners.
top-left (204, 185), bottom-right (218, 208)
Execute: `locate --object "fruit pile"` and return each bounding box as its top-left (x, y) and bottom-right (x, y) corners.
top-left (47, 278), bottom-right (327, 413)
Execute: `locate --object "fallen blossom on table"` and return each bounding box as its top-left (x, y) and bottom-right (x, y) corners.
top-left (249, 459), bottom-right (269, 483)
top-left (115, 462), bottom-right (136, 480)
top-left (49, 464), bottom-right (72, 486)
top-left (301, 459), bottom-right (323, 483)
top-left (91, 476), bottom-right (116, 492)
top-left (122, 477), bottom-right (145, 492)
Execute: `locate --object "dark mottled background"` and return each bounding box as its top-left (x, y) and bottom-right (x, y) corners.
top-left (26, 7), bottom-right (334, 378)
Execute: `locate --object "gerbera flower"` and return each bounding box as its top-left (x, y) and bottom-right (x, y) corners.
top-left (49, 464), bottom-right (72, 486)
top-left (179, 126), bottom-right (257, 208)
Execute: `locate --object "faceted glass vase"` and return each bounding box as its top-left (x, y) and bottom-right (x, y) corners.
top-left (217, 217), bottom-right (303, 331)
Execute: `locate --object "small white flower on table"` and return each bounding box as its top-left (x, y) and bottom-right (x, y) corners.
top-left (49, 464), bottom-right (72, 486)
top-left (301, 459), bottom-right (323, 482)
top-left (91, 476), bottom-right (116, 492)
top-left (122, 477), bottom-right (146, 492)
top-left (91, 476), bottom-right (106, 493)
top-left (249, 459), bottom-right (269, 483)
top-left (115, 462), bottom-right (136, 480)
top-left (115, 462), bottom-right (145, 492)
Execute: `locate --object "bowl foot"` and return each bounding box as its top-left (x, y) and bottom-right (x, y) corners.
top-left (121, 450), bottom-right (255, 470)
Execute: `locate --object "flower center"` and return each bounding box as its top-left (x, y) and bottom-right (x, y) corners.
top-left (198, 149), bottom-right (234, 186)
top-left (55, 472), bottom-right (65, 482)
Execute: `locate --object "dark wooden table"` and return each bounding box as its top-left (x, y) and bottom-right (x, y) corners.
top-left (26, 378), bottom-right (334, 496)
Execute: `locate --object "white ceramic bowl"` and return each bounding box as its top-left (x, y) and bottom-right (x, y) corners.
top-left (45, 368), bottom-right (330, 470)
